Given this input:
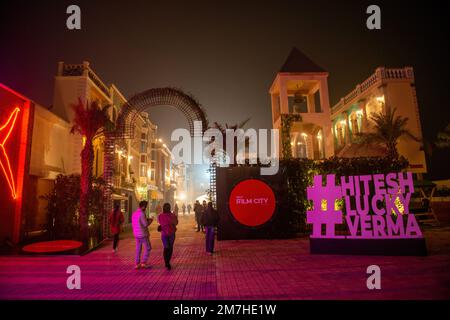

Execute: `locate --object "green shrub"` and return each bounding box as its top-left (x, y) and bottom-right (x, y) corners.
top-left (41, 174), bottom-right (107, 240)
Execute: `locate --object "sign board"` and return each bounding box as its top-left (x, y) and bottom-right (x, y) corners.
top-left (306, 173), bottom-right (427, 255)
top-left (0, 83), bottom-right (33, 243)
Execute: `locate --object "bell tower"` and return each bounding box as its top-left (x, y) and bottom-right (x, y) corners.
top-left (270, 47), bottom-right (334, 159)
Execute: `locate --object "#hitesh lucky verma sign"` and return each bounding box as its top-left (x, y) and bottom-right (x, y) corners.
top-left (306, 172), bottom-right (426, 255)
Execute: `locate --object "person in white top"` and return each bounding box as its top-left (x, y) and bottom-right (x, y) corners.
top-left (131, 200), bottom-right (153, 269)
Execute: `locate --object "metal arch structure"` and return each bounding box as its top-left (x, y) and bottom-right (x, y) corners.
top-left (102, 87), bottom-right (209, 238)
top-left (116, 87), bottom-right (208, 139)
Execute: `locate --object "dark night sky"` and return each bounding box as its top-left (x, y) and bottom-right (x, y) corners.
top-left (0, 0), bottom-right (449, 179)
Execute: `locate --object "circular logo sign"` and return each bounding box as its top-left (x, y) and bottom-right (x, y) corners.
top-left (229, 179), bottom-right (276, 227)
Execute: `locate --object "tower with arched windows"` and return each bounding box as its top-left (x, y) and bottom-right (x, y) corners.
top-left (270, 47), bottom-right (334, 159)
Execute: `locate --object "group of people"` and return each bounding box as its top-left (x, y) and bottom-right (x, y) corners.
top-left (173, 203), bottom-right (193, 216)
top-left (193, 200), bottom-right (220, 254)
top-left (109, 199), bottom-right (219, 270)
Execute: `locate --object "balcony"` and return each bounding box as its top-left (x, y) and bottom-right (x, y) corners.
top-left (331, 67), bottom-right (414, 115)
top-left (58, 61), bottom-right (111, 99)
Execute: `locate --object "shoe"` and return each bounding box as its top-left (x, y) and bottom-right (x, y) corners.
top-left (166, 264), bottom-right (172, 271)
top-left (140, 263), bottom-right (151, 269)
top-left (112, 249), bottom-right (116, 253)
top-left (134, 264), bottom-right (141, 270)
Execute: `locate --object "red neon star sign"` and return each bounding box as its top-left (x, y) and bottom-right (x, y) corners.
top-left (0, 107), bottom-right (20, 199)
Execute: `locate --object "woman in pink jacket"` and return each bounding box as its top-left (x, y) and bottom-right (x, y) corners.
top-left (157, 203), bottom-right (178, 270)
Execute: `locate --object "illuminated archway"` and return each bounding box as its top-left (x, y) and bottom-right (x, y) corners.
top-left (102, 88), bottom-right (209, 236)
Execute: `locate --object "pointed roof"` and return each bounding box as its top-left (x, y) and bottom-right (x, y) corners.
top-left (279, 47), bottom-right (326, 73)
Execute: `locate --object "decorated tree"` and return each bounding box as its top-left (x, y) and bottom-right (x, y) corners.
top-left (70, 99), bottom-right (112, 241)
top-left (281, 114), bottom-right (302, 159)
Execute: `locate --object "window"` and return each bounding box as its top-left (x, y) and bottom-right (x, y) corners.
top-left (141, 133), bottom-right (147, 140)
top-left (289, 95), bottom-right (308, 113)
top-left (350, 114), bottom-right (359, 135)
top-left (140, 155), bottom-right (147, 163)
top-left (150, 170), bottom-right (155, 181)
top-left (317, 130), bottom-right (324, 159)
top-left (140, 141), bottom-right (147, 153)
top-left (295, 133), bottom-right (308, 158)
top-left (140, 165), bottom-right (147, 177)
top-left (335, 121), bottom-right (346, 146)
top-left (151, 150), bottom-right (156, 160)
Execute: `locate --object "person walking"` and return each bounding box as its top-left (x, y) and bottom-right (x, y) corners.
top-left (202, 202), bottom-right (220, 255)
top-left (174, 203), bottom-right (179, 217)
top-left (132, 201), bottom-right (153, 269)
top-left (187, 203), bottom-right (192, 215)
top-left (157, 203), bottom-right (178, 270)
top-left (194, 200), bottom-right (202, 232)
top-left (182, 203), bottom-right (186, 216)
top-left (201, 200), bottom-right (207, 232)
top-left (109, 204), bottom-right (124, 253)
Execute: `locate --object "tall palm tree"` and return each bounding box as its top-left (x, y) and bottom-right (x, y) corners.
top-left (357, 107), bottom-right (420, 159)
top-left (70, 99), bottom-right (112, 241)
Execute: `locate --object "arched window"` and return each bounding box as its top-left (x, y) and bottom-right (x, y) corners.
top-left (316, 130), bottom-right (324, 159)
top-left (295, 133), bottom-right (308, 158)
top-left (335, 121), bottom-right (345, 146)
top-left (350, 112), bottom-right (359, 136)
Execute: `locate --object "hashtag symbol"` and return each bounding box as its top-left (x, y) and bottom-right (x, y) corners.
top-left (307, 175), bottom-right (343, 238)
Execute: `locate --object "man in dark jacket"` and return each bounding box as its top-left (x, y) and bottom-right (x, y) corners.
top-left (202, 202), bottom-right (219, 254)
top-left (194, 200), bottom-right (203, 232)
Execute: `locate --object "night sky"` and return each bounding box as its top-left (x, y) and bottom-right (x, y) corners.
top-left (0, 0), bottom-right (449, 179)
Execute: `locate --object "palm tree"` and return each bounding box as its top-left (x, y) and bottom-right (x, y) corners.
top-left (211, 118), bottom-right (251, 165)
top-left (70, 99), bottom-right (112, 241)
top-left (357, 107), bottom-right (420, 159)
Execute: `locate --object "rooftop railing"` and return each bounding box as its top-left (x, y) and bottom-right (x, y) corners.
top-left (332, 67), bottom-right (414, 113)
top-left (58, 61), bottom-right (111, 99)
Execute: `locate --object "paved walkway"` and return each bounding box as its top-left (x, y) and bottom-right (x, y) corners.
top-left (1, 215), bottom-right (450, 299)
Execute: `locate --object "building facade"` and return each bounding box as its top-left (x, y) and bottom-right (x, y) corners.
top-left (1, 61), bottom-right (179, 244)
top-left (52, 61), bottom-right (174, 221)
top-left (271, 48), bottom-right (427, 174)
top-left (330, 67), bottom-right (427, 174)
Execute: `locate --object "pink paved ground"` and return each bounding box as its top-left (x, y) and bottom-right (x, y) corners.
top-left (1, 215), bottom-right (450, 300)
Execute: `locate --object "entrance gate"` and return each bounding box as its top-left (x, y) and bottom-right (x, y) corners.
top-left (102, 88), bottom-right (208, 237)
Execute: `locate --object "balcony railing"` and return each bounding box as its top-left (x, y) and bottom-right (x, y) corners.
top-left (332, 67), bottom-right (414, 113)
top-left (59, 61), bottom-right (111, 99)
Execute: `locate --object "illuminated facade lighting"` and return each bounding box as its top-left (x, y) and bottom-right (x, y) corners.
top-left (0, 107), bottom-right (20, 199)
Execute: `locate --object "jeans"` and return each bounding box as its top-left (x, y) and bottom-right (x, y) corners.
top-left (162, 234), bottom-right (175, 266)
top-left (196, 217), bottom-right (204, 232)
top-left (135, 236), bottom-right (151, 265)
top-left (113, 234), bottom-right (119, 250)
top-left (205, 226), bottom-right (215, 253)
